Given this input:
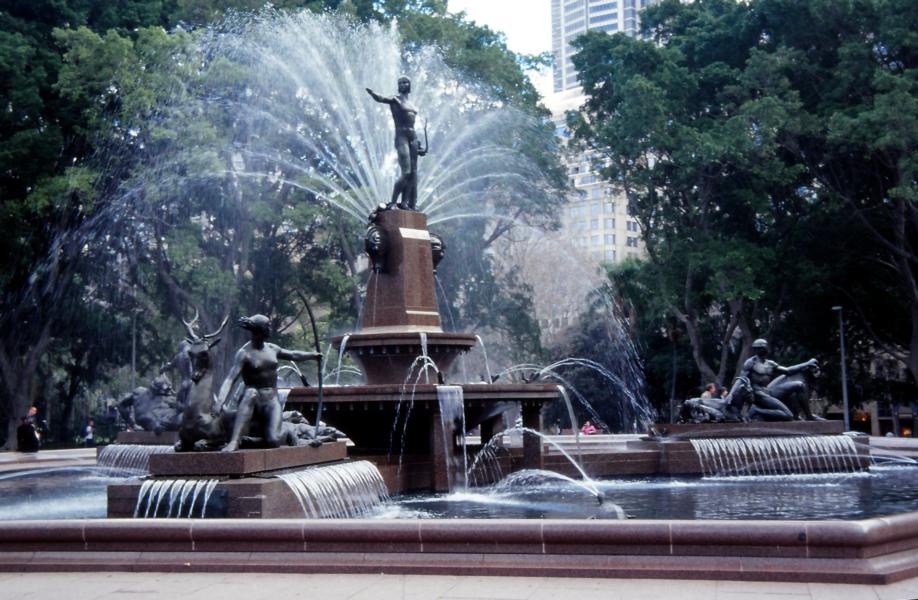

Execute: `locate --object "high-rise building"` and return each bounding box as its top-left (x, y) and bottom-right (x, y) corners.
top-left (552, 0), bottom-right (655, 93)
top-left (547, 0), bottom-right (655, 268)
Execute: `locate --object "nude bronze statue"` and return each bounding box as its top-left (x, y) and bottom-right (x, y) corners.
top-left (741, 338), bottom-right (821, 421)
top-left (677, 338), bottom-right (821, 423)
top-left (366, 76), bottom-right (428, 211)
top-left (218, 314), bottom-right (322, 452)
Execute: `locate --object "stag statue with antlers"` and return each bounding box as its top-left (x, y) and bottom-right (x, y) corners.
top-left (174, 314), bottom-right (232, 451)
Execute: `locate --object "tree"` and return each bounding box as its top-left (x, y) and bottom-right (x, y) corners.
top-left (569, 0), bottom-right (918, 403)
top-left (0, 1), bottom-right (567, 444)
top-left (749, 0), bottom-right (918, 385)
top-left (569, 0), bottom-right (812, 388)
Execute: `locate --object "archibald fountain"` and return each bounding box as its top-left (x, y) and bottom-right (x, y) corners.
top-left (105, 70), bottom-right (562, 517)
top-left (3, 11), bottom-right (918, 584)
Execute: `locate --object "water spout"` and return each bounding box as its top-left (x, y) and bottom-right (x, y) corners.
top-left (276, 460), bottom-right (388, 518)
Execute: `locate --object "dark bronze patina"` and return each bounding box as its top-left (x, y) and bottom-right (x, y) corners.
top-left (219, 314), bottom-right (322, 452)
top-left (678, 339), bottom-right (822, 423)
top-left (366, 77), bottom-right (428, 210)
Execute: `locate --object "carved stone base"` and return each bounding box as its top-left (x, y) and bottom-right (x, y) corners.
top-left (108, 475), bottom-right (316, 519)
top-left (148, 441), bottom-right (348, 476)
top-left (648, 420), bottom-right (845, 440)
top-left (116, 431), bottom-right (179, 445)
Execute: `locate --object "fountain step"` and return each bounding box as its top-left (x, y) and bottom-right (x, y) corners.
top-left (116, 431), bottom-right (179, 445)
top-left (869, 436), bottom-right (918, 458)
top-left (148, 442), bottom-right (347, 476)
top-left (543, 450), bottom-right (661, 478)
top-left (648, 420), bottom-right (845, 440)
top-left (627, 436), bottom-right (871, 475)
top-left (109, 476), bottom-right (311, 519)
top-left (109, 457), bottom-right (387, 519)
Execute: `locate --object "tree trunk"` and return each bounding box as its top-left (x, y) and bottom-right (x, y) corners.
top-left (675, 310), bottom-right (718, 386)
top-left (0, 323), bottom-right (53, 450)
top-left (58, 365), bottom-right (83, 444)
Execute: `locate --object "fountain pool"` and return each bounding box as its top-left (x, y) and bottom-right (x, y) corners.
top-left (2, 463), bottom-right (916, 522)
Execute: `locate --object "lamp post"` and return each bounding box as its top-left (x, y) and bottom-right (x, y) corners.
top-left (832, 306), bottom-right (850, 431)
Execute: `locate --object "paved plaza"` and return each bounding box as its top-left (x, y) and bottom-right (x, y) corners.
top-left (3, 572), bottom-right (918, 600)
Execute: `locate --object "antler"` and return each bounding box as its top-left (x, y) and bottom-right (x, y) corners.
top-left (182, 309), bottom-right (200, 340)
top-left (203, 315), bottom-right (229, 340)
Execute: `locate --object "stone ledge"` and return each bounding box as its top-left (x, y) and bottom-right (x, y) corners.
top-left (649, 421), bottom-right (846, 439)
top-left (148, 441), bottom-right (347, 476)
top-left (116, 431), bottom-right (180, 445)
top-left (3, 513), bottom-right (918, 571)
top-left (0, 546), bottom-right (916, 584)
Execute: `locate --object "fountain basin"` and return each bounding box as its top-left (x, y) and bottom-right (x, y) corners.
top-left (330, 331), bottom-right (477, 386)
top-left (287, 383), bottom-right (560, 492)
top-left (2, 513), bottom-right (918, 583)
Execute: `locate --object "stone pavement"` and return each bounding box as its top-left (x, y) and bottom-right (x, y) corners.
top-left (0, 447), bottom-right (96, 473)
top-left (2, 572), bottom-right (918, 600)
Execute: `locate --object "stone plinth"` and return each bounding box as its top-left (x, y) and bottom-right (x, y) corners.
top-left (107, 477), bottom-right (308, 519)
top-left (116, 431), bottom-right (179, 445)
top-left (148, 442), bottom-right (347, 476)
top-left (627, 433), bottom-right (871, 475)
top-left (288, 384), bottom-right (558, 453)
top-left (288, 384), bottom-right (560, 493)
top-left (648, 420), bottom-right (845, 440)
top-left (360, 210), bottom-right (441, 331)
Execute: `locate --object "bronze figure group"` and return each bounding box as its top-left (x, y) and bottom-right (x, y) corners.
top-left (678, 339), bottom-right (824, 423)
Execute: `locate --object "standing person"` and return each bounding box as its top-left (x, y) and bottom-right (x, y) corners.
top-left (366, 77), bottom-right (428, 210)
top-left (26, 406), bottom-right (48, 448)
top-left (83, 419), bottom-right (94, 447)
top-left (16, 417), bottom-right (40, 452)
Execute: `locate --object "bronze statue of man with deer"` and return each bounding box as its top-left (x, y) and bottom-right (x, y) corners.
top-left (169, 311), bottom-right (337, 452)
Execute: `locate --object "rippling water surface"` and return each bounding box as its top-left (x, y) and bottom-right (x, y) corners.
top-left (2, 465), bottom-right (915, 521)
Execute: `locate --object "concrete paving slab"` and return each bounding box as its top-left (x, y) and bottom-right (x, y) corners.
top-left (808, 583), bottom-right (881, 600)
top-left (438, 575), bottom-right (545, 599)
top-left (718, 580), bottom-right (811, 595)
top-left (0, 571), bottom-right (915, 600)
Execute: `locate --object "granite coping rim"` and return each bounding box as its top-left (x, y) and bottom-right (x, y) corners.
top-left (3, 515), bottom-right (918, 583)
top-left (0, 547), bottom-right (917, 584)
top-left (2, 511), bottom-right (917, 549)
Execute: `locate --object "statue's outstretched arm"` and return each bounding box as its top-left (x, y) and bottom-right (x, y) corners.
top-left (778, 358), bottom-right (818, 376)
top-left (366, 88), bottom-right (393, 104)
top-left (215, 348), bottom-right (245, 411)
top-left (159, 354), bottom-right (177, 374)
top-left (277, 347), bottom-right (322, 362)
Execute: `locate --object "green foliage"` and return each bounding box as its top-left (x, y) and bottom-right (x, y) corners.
top-left (0, 0), bottom-right (567, 444)
top-left (571, 0), bottom-right (918, 404)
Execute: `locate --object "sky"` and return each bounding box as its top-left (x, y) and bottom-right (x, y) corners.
top-left (446, 0), bottom-right (554, 98)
